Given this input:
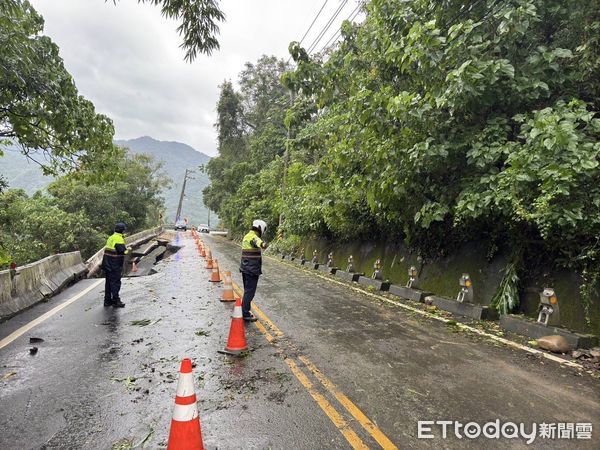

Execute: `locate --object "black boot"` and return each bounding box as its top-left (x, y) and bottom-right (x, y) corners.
top-left (113, 301), bottom-right (125, 308)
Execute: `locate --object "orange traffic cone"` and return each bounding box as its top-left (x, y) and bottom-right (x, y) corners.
top-left (167, 358), bottom-right (205, 450)
top-left (209, 260), bottom-right (221, 282)
top-left (220, 297), bottom-right (248, 355)
top-left (201, 245), bottom-right (206, 258)
top-left (205, 249), bottom-right (213, 269)
top-left (220, 271), bottom-right (235, 302)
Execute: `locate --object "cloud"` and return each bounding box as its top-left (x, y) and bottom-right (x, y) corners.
top-left (29, 0), bottom-right (361, 156)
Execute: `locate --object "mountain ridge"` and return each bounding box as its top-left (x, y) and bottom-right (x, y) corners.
top-left (1, 136), bottom-right (213, 226)
top-left (114, 136), bottom-right (212, 225)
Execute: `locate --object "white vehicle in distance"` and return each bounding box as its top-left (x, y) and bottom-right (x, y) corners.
top-left (198, 224), bottom-right (210, 233)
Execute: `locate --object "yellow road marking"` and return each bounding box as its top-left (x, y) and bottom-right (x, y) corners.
top-left (298, 355), bottom-right (399, 450)
top-left (251, 306), bottom-right (284, 337)
top-left (0, 279), bottom-right (104, 350)
top-left (272, 256), bottom-right (584, 371)
top-left (212, 239), bottom-right (400, 448)
top-left (284, 358), bottom-right (369, 450)
top-left (226, 271), bottom-right (398, 449)
top-left (228, 277), bottom-right (370, 448)
top-left (254, 320), bottom-right (274, 343)
top-left (230, 281), bottom-right (284, 338)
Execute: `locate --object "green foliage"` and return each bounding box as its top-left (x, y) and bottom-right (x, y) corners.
top-left (214, 80), bottom-right (245, 155)
top-left (0, 2), bottom-right (170, 269)
top-left (204, 0), bottom-right (599, 317)
top-left (268, 233), bottom-right (303, 255)
top-left (1, 0), bottom-right (115, 175)
top-left (121, 0), bottom-right (225, 61)
top-left (48, 147), bottom-right (169, 232)
top-left (203, 56), bottom-right (291, 236)
top-left (0, 189), bottom-right (97, 265)
top-left (491, 260), bottom-right (521, 315)
top-left (0, 150), bottom-right (169, 267)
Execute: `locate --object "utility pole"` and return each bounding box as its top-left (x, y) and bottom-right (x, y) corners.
top-left (279, 90), bottom-right (295, 233)
top-left (175, 169), bottom-right (194, 222)
top-left (207, 209), bottom-right (211, 229)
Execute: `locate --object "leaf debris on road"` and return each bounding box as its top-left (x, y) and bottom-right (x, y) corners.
top-left (2, 371), bottom-right (17, 381)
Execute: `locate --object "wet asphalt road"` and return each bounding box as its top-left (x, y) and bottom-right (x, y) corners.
top-left (0, 231), bottom-right (598, 449)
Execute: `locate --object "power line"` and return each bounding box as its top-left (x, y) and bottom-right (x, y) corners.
top-left (318, 2), bottom-right (363, 53)
top-left (307, 0), bottom-right (348, 53)
top-left (287, 0), bottom-right (330, 64)
top-left (307, 0), bottom-right (349, 54)
top-left (298, 0), bottom-right (330, 46)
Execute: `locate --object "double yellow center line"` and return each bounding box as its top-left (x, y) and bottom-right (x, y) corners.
top-left (228, 278), bottom-right (398, 450)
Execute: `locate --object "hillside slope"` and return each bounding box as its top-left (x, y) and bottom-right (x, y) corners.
top-left (0, 146), bottom-right (53, 195)
top-left (0, 137), bottom-right (213, 226)
top-left (114, 136), bottom-right (212, 225)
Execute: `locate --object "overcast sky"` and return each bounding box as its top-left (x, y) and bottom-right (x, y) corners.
top-left (29, 0), bottom-right (362, 156)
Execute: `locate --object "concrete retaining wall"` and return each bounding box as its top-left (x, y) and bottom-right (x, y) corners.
top-left (283, 238), bottom-right (598, 335)
top-left (86, 226), bottom-right (163, 277)
top-left (0, 226), bottom-right (164, 320)
top-left (0, 252), bottom-right (87, 319)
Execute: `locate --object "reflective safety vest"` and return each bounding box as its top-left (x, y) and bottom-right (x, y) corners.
top-left (240, 230), bottom-right (265, 276)
top-left (104, 232), bottom-right (128, 256)
top-left (102, 232), bottom-right (129, 272)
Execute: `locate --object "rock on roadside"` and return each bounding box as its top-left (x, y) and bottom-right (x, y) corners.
top-left (537, 335), bottom-right (571, 354)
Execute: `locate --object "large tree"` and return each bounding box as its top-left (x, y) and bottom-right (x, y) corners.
top-left (0, 148), bottom-right (170, 267)
top-left (0, 0), bottom-right (115, 174)
top-left (202, 57), bottom-right (291, 231)
top-left (202, 0), bottom-right (599, 321)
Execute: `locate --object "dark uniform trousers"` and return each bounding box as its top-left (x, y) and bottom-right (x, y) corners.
top-left (104, 270), bottom-right (122, 303)
top-left (241, 272), bottom-right (260, 316)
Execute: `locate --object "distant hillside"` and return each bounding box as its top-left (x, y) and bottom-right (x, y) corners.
top-left (115, 136), bottom-right (212, 225)
top-left (0, 146), bottom-right (53, 194)
top-left (0, 137), bottom-right (214, 226)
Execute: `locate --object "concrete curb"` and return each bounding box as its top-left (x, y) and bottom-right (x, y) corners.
top-left (335, 271), bottom-right (364, 282)
top-left (318, 265), bottom-right (338, 275)
top-left (500, 314), bottom-right (598, 349)
top-left (0, 226), bottom-right (164, 320)
top-left (427, 295), bottom-right (498, 320)
top-left (266, 253), bottom-right (586, 371)
top-left (388, 285), bottom-right (431, 302)
top-left (357, 276), bottom-right (390, 291)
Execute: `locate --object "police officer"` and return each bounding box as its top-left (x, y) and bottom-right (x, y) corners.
top-left (240, 219), bottom-right (268, 321)
top-left (102, 222), bottom-right (129, 307)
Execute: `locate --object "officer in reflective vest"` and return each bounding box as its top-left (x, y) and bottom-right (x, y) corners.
top-left (240, 219), bottom-right (268, 321)
top-left (102, 222), bottom-right (129, 307)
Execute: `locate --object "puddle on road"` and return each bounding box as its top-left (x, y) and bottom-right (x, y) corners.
top-left (98, 309), bottom-right (122, 363)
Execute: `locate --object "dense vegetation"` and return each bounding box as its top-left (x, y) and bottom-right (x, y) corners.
top-left (0, 1), bottom-right (169, 267)
top-left (204, 0), bottom-right (599, 315)
top-left (202, 56), bottom-right (291, 228)
top-left (1, 0), bottom-right (115, 175)
top-left (0, 148), bottom-right (168, 268)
